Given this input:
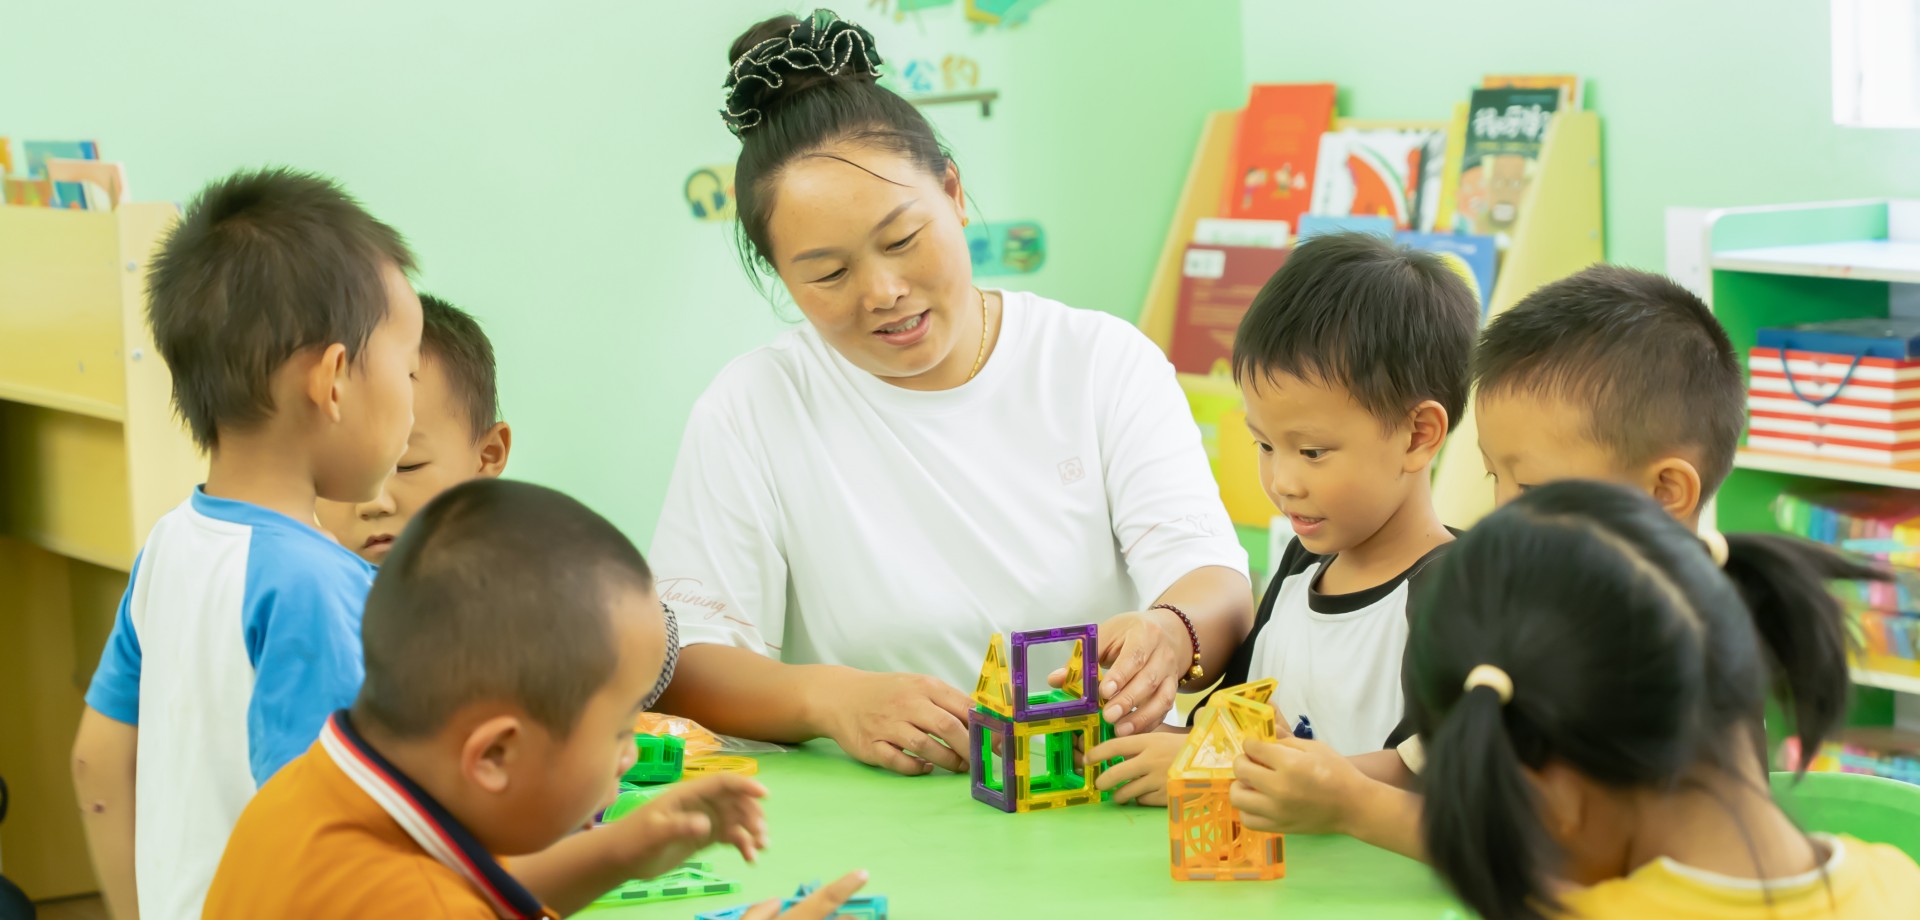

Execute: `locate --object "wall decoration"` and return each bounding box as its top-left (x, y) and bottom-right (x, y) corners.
top-left (966, 220), bottom-right (1046, 275)
top-left (684, 165), bottom-right (736, 222)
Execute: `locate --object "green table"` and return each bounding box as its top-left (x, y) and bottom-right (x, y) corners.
top-left (589, 743), bottom-right (1461, 919)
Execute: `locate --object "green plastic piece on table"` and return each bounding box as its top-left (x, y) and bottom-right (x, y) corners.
top-left (601, 785), bottom-right (672, 824)
top-left (590, 861), bottom-right (738, 907)
top-left (1772, 770), bottom-right (1920, 861)
top-left (623, 733), bottom-right (685, 785)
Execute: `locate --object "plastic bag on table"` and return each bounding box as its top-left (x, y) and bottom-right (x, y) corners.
top-left (634, 712), bottom-right (788, 756)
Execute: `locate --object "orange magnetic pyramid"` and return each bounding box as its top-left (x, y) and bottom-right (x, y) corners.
top-left (1168, 678), bottom-right (1285, 882)
top-left (972, 633), bottom-right (1014, 717)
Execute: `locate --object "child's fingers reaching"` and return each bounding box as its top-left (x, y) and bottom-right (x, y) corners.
top-left (741, 871), bottom-right (870, 920)
top-left (1083, 733), bottom-right (1151, 767)
top-left (1046, 666), bottom-right (1068, 689)
top-left (1231, 779), bottom-right (1282, 832)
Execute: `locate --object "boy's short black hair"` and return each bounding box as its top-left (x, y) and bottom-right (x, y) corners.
top-left (353, 479), bottom-right (655, 739)
top-left (147, 167), bottom-right (415, 450)
top-left (1472, 265), bottom-right (1744, 497)
top-left (419, 294), bottom-right (500, 439)
top-left (1232, 232), bottom-right (1480, 427)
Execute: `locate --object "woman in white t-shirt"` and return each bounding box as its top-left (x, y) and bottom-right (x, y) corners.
top-left (651, 10), bottom-right (1251, 776)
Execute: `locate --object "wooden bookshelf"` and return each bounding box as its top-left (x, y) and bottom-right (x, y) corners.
top-left (0, 202), bottom-right (203, 899)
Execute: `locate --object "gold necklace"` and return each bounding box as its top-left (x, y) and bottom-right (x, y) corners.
top-left (968, 287), bottom-right (989, 381)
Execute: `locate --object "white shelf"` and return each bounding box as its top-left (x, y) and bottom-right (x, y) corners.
top-left (1733, 450), bottom-right (1920, 490)
top-left (1853, 667), bottom-right (1920, 695)
top-left (1712, 240), bottom-right (1920, 285)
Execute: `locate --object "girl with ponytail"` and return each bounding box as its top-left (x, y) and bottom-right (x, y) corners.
top-left (1407, 479), bottom-right (1920, 919)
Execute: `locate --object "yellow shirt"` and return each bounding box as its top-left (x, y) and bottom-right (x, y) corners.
top-left (204, 712), bottom-right (559, 919)
top-left (1558, 834), bottom-right (1920, 919)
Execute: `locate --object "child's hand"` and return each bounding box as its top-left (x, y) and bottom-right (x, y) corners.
top-left (742, 871), bottom-right (870, 919)
top-left (1230, 736), bottom-right (1366, 835)
top-left (609, 774), bottom-right (769, 878)
top-left (1086, 731), bottom-right (1186, 806)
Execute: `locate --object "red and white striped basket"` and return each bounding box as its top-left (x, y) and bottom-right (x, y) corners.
top-left (1748, 347), bottom-right (1920, 466)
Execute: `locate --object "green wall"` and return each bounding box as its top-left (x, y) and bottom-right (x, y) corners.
top-left (1239, 0), bottom-right (1920, 271)
top-left (0, 0), bottom-right (1244, 544)
top-left (15, 0), bottom-right (1920, 546)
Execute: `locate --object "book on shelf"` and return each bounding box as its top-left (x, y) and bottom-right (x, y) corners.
top-left (1222, 83), bottom-right (1338, 226)
top-left (0, 136), bottom-right (13, 177)
top-left (1307, 126), bottom-right (1447, 232)
top-left (1452, 88), bottom-right (1560, 246)
top-left (1781, 727), bottom-right (1920, 787)
top-left (1397, 231), bottom-right (1497, 315)
top-left (1297, 214), bottom-right (1394, 241)
top-left (3, 176), bottom-right (54, 207)
top-left (1169, 244), bottom-right (1289, 375)
top-left (1191, 217), bottom-right (1290, 249)
top-left (24, 139), bottom-right (100, 209)
top-left (46, 158), bottom-right (127, 210)
top-left (1481, 73), bottom-right (1582, 109)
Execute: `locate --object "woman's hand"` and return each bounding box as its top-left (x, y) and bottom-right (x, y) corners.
top-left (1086, 730), bottom-right (1187, 806)
top-left (1050, 609), bottom-right (1190, 737)
top-left (806, 667), bottom-right (973, 775)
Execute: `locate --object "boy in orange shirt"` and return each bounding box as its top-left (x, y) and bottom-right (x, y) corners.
top-left (204, 479), bottom-right (864, 918)
top-left (318, 294), bottom-right (511, 561)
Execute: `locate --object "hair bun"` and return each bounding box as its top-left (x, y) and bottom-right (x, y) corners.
top-left (722, 9), bottom-right (884, 138)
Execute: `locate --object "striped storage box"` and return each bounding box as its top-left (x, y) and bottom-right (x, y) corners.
top-left (1748, 320), bottom-right (1920, 466)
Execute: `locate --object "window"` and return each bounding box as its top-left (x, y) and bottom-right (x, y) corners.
top-left (1833, 0), bottom-right (1920, 128)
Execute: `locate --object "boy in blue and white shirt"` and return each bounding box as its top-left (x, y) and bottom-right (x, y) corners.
top-left (70, 167), bottom-right (423, 920)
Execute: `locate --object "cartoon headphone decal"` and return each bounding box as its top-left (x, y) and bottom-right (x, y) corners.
top-left (685, 167), bottom-right (733, 221)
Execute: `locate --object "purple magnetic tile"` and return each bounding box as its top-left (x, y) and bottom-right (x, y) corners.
top-left (968, 711), bottom-right (1015, 812)
top-left (1010, 623), bottom-right (1100, 719)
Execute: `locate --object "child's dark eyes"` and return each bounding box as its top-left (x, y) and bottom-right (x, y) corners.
top-left (886, 229), bottom-right (922, 252)
top-left (1255, 441), bottom-right (1273, 454)
top-left (812, 267), bottom-right (847, 284)
top-left (397, 462), bottom-right (427, 474)
top-left (1300, 448), bottom-right (1328, 460)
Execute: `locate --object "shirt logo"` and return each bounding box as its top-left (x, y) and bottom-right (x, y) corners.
top-left (1058, 458), bottom-right (1085, 485)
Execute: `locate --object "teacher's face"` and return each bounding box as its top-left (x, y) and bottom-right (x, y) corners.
top-left (766, 144), bottom-right (976, 386)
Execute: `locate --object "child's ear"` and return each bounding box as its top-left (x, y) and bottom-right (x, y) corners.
top-left (1403, 400), bottom-right (1449, 471)
top-left (1644, 457), bottom-right (1703, 524)
top-left (304, 343), bottom-right (351, 422)
top-left (461, 714), bottom-right (525, 795)
top-left (1527, 760), bottom-right (1591, 842)
top-left (475, 421), bottom-right (511, 478)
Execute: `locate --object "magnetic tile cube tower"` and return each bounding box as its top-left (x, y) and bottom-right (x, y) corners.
top-left (1168, 678), bottom-right (1286, 881)
top-left (968, 624), bottom-right (1107, 813)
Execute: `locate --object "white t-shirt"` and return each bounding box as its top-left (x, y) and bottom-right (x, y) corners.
top-left (650, 290), bottom-right (1247, 691)
top-left (1192, 536), bottom-right (1450, 757)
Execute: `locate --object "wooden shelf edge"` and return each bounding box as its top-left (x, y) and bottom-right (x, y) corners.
top-left (1733, 449), bottom-right (1920, 490)
top-left (0, 381), bottom-right (126, 422)
top-left (1853, 667), bottom-right (1920, 696)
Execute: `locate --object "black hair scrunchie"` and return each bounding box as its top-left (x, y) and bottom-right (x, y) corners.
top-left (721, 8), bottom-right (885, 138)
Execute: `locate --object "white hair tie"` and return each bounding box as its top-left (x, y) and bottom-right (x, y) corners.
top-left (1463, 664), bottom-right (1514, 705)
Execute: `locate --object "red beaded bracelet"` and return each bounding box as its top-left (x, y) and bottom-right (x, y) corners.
top-left (1151, 603), bottom-right (1205, 683)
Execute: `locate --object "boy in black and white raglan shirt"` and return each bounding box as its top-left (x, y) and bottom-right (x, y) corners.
top-left (1087, 233), bottom-right (1479, 802)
